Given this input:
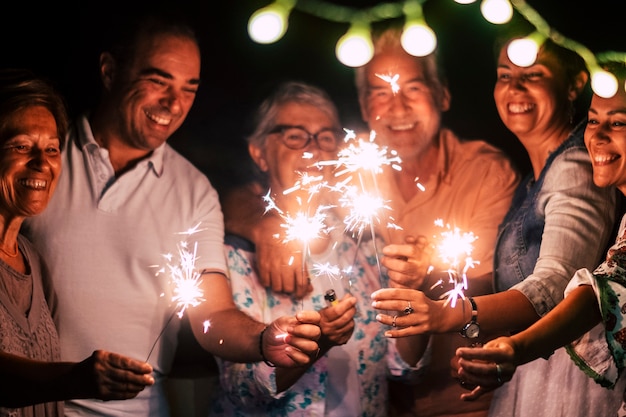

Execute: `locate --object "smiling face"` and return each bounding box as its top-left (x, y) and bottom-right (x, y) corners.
top-left (584, 86), bottom-right (626, 195)
top-left (359, 49), bottom-right (449, 161)
top-left (0, 105), bottom-right (62, 219)
top-left (249, 101), bottom-right (338, 210)
top-left (106, 32), bottom-right (201, 151)
top-left (493, 44), bottom-right (573, 141)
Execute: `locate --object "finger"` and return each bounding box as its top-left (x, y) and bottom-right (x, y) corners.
top-left (381, 257), bottom-right (414, 274)
top-left (295, 311), bottom-right (322, 327)
top-left (283, 346), bottom-right (314, 366)
top-left (457, 346), bottom-right (509, 363)
top-left (460, 385), bottom-right (491, 401)
top-left (371, 287), bottom-right (414, 302)
top-left (286, 337), bottom-right (320, 357)
top-left (382, 244), bottom-right (416, 258)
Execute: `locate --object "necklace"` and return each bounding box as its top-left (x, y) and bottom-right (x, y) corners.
top-left (0, 242), bottom-right (19, 258)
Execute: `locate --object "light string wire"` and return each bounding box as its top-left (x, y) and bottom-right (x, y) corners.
top-left (251, 0), bottom-right (626, 72)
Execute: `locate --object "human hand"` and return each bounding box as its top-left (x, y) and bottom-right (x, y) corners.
top-left (78, 350), bottom-right (154, 400)
top-left (381, 235), bottom-right (433, 289)
top-left (254, 214), bottom-right (313, 299)
top-left (262, 311), bottom-right (322, 367)
top-left (371, 287), bottom-right (442, 337)
top-left (455, 337), bottom-right (517, 401)
top-left (318, 294), bottom-right (357, 349)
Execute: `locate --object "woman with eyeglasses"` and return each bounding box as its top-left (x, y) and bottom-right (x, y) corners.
top-left (210, 81), bottom-right (399, 416)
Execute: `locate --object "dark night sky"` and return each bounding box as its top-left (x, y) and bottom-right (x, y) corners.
top-left (0, 1), bottom-right (621, 194)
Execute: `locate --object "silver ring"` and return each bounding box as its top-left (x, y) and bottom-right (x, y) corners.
top-left (496, 363), bottom-right (502, 384)
top-left (392, 315), bottom-right (398, 327)
top-left (403, 301), bottom-right (414, 315)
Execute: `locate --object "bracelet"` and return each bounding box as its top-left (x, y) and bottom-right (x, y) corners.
top-left (259, 326), bottom-right (276, 367)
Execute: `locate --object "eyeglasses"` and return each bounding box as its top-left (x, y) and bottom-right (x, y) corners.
top-left (268, 125), bottom-right (341, 152)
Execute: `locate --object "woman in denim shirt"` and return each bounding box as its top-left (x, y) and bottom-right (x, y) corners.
top-left (371, 24), bottom-right (621, 417)
top-left (457, 61), bottom-right (626, 417)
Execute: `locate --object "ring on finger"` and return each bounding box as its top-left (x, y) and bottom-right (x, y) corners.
top-left (403, 301), bottom-right (414, 315)
top-left (495, 363), bottom-right (503, 384)
top-left (392, 315), bottom-right (398, 327)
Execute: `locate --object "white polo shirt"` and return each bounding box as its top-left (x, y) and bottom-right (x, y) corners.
top-left (23, 113), bottom-right (227, 417)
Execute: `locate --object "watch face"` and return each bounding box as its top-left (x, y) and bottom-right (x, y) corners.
top-left (464, 323), bottom-right (480, 339)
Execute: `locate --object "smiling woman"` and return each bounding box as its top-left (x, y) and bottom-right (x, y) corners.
top-left (0, 68), bottom-right (155, 417)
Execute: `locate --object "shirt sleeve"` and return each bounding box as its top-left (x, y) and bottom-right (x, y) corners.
top-left (563, 214), bottom-right (626, 388)
top-left (511, 147), bottom-right (618, 316)
top-left (460, 145), bottom-right (520, 278)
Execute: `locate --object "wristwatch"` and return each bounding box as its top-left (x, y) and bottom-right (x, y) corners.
top-left (460, 297), bottom-right (480, 339)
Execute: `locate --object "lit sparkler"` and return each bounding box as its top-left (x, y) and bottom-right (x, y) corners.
top-left (376, 73), bottom-right (400, 94)
top-left (430, 219), bottom-right (479, 308)
top-left (146, 223), bottom-right (207, 362)
top-left (318, 130), bottom-right (403, 285)
top-left (263, 171), bottom-right (335, 309)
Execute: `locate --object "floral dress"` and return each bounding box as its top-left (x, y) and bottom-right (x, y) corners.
top-left (209, 215), bottom-right (412, 417)
top-left (565, 213), bottom-right (626, 417)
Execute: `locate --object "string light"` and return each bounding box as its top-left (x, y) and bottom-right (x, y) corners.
top-left (401, 0), bottom-right (436, 57)
top-left (248, 0), bottom-right (626, 97)
top-left (506, 32), bottom-right (546, 67)
top-left (248, 0), bottom-right (296, 44)
top-left (336, 19), bottom-right (374, 67)
top-left (480, 0), bottom-right (513, 24)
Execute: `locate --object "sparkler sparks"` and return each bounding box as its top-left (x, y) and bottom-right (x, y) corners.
top-left (146, 223), bottom-right (207, 362)
top-left (319, 129), bottom-right (402, 177)
top-left (317, 129), bottom-right (404, 286)
top-left (376, 73), bottom-right (400, 94)
top-left (431, 219), bottom-right (479, 308)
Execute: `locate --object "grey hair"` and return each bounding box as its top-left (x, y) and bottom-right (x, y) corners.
top-left (354, 25), bottom-right (448, 105)
top-left (246, 81), bottom-right (341, 148)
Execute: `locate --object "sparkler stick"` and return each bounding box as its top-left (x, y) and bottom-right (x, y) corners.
top-left (146, 223), bottom-right (207, 362)
top-left (318, 129), bottom-right (402, 286)
top-left (430, 219), bottom-right (479, 308)
top-left (263, 172), bottom-right (333, 308)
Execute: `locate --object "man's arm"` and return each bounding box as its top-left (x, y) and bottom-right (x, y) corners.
top-left (222, 182), bottom-right (312, 298)
top-left (186, 271), bottom-right (320, 366)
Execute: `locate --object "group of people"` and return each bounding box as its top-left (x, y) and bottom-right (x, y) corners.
top-left (2, 7), bottom-right (626, 417)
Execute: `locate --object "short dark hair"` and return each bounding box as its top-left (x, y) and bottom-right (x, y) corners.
top-left (104, 10), bottom-right (199, 71)
top-left (0, 68), bottom-right (68, 148)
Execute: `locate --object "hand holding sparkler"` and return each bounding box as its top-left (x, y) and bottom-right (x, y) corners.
top-left (260, 311), bottom-right (322, 367)
top-left (317, 294), bottom-right (358, 350)
top-left (381, 235), bottom-right (434, 290)
top-left (75, 350), bottom-right (155, 400)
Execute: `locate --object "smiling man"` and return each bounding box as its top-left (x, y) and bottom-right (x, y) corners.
top-left (21, 11), bottom-right (322, 417)
top-left (353, 24), bottom-right (519, 417)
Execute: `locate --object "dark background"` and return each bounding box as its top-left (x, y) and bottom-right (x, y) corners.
top-left (1, 1), bottom-right (621, 195)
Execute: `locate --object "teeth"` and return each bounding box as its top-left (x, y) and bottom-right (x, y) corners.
top-left (145, 111), bottom-right (171, 126)
top-left (593, 153), bottom-right (619, 164)
top-left (19, 179), bottom-right (47, 190)
top-left (508, 103), bottom-right (535, 113)
top-left (390, 123), bottom-right (414, 131)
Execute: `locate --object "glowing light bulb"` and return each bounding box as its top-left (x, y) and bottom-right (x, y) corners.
top-left (480, 0), bottom-right (513, 24)
top-left (336, 24), bottom-right (374, 67)
top-left (401, 22), bottom-right (437, 57)
top-left (248, 4), bottom-right (290, 44)
top-left (591, 69), bottom-right (618, 98)
top-left (507, 37), bottom-right (540, 67)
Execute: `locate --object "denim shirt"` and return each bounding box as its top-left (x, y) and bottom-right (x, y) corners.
top-left (493, 121), bottom-right (618, 316)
